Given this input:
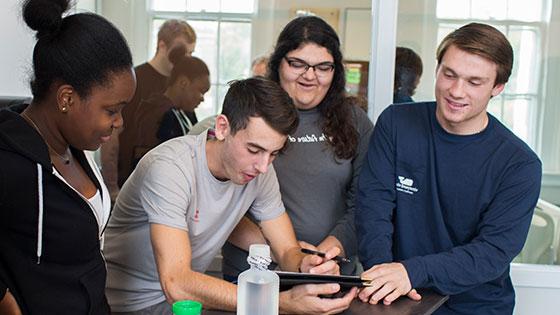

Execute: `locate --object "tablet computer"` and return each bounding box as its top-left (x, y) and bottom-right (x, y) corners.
top-left (275, 271), bottom-right (371, 290)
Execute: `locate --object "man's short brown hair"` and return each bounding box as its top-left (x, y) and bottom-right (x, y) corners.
top-left (436, 23), bottom-right (513, 86)
top-left (222, 77), bottom-right (298, 137)
top-left (157, 19), bottom-right (196, 47)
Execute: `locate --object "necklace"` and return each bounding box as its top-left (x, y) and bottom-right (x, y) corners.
top-left (21, 112), bottom-right (72, 165)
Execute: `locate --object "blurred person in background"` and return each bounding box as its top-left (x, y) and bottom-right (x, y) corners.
top-left (251, 55), bottom-right (269, 77)
top-left (129, 46), bottom-right (209, 168)
top-left (393, 46), bottom-right (423, 104)
top-left (101, 19), bottom-right (197, 201)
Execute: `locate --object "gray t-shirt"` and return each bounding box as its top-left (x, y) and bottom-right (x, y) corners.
top-left (275, 105), bottom-right (373, 257)
top-left (104, 132), bottom-right (285, 312)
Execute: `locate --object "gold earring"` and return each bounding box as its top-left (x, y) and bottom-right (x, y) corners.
top-left (61, 106), bottom-right (68, 112)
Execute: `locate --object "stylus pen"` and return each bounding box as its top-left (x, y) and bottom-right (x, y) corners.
top-left (300, 248), bottom-right (351, 263)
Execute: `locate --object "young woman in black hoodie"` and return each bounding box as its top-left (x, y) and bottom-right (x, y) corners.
top-left (0, 0), bottom-right (135, 313)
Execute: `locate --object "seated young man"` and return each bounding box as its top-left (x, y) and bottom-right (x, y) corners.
top-left (104, 77), bottom-right (356, 314)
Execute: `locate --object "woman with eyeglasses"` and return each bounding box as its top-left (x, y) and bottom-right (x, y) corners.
top-left (222, 16), bottom-right (373, 282)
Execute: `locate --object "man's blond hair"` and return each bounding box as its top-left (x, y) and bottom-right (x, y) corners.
top-left (157, 19), bottom-right (196, 49)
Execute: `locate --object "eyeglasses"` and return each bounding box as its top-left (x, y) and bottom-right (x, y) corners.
top-left (284, 57), bottom-right (335, 77)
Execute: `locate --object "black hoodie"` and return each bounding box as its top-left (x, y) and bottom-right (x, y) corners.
top-left (0, 109), bottom-right (111, 314)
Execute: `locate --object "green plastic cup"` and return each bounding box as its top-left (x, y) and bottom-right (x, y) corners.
top-left (172, 300), bottom-right (202, 315)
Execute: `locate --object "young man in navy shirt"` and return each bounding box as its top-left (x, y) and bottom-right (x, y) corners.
top-left (356, 23), bottom-right (542, 314)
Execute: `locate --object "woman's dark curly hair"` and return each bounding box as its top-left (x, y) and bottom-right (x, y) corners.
top-left (268, 16), bottom-right (358, 160)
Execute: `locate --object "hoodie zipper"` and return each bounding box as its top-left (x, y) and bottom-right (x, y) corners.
top-left (50, 166), bottom-right (108, 240)
top-left (48, 158), bottom-right (110, 275)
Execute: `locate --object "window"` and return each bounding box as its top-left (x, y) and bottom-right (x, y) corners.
top-left (149, 0), bottom-right (255, 119)
top-left (436, 0), bottom-right (546, 148)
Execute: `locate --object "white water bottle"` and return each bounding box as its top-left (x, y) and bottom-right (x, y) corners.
top-left (237, 244), bottom-right (279, 315)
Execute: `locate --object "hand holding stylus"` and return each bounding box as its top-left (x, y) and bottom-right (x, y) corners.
top-left (301, 248), bottom-right (352, 264)
top-left (299, 246), bottom-right (342, 275)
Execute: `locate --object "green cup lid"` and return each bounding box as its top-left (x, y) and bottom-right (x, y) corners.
top-left (173, 300), bottom-right (202, 315)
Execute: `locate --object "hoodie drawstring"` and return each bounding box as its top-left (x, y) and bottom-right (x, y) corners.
top-left (36, 163), bottom-right (43, 264)
top-left (171, 109), bottom-right (194, 135)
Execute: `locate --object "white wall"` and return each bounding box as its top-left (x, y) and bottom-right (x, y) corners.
top-left (0, 0), bottom-right (34, 97)
top-left (99, 0), bottom-right (150, 67)
top-left (0, 0), bottom-right (101, 98)
top-left (511, 263), bottom-right (560, 315)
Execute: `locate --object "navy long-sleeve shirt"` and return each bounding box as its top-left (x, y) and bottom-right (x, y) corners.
top-left (356, 102), bottom-right (542, 314)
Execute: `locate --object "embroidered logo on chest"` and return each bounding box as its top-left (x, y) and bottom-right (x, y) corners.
top-left (396, 176), bottom-right (419, 195)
